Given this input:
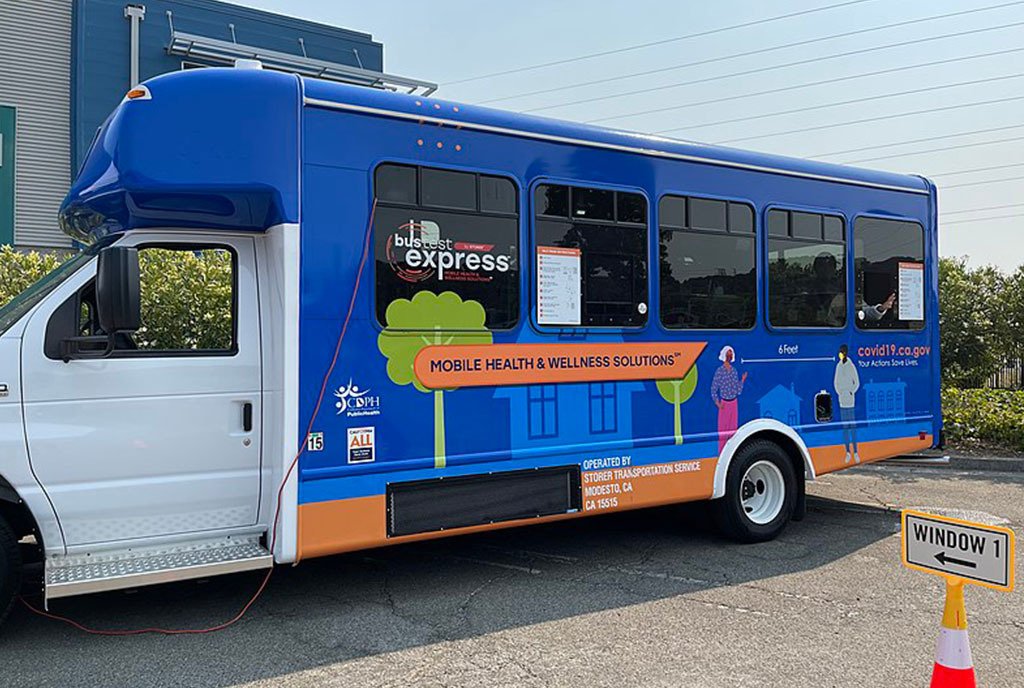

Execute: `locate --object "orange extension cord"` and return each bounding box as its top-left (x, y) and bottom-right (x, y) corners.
top-left (19, 201), bottom-right (378, 635)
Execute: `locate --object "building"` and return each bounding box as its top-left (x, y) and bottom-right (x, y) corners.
top-left (0, 0), bottom-right (433, 250)
top-left (757, 383), bottom-right (802, 426)
top-left (864, 379), bottom-right (907, 421)
top-left (495, 330), bottom-right (644, 454)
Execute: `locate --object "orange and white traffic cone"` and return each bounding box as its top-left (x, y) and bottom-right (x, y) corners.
top-left (930, 579), bottom-right (976, 688)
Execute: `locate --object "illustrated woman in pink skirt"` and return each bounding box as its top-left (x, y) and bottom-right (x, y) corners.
top-left (711, 345), bottom-right (748, 453)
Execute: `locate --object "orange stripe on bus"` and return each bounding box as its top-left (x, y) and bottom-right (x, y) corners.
top-left (809, 434), bottom-right (932, 475)
top-left (297, 457), bottom-right (716, 561)
top-left (297, 436), bottom-right (932, 561)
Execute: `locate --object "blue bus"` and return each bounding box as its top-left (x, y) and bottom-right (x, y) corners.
top-left (0, 66), bottom-right (940, 615)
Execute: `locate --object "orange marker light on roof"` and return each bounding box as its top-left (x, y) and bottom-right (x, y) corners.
top-left (124, 85), bottom-right (151, 101)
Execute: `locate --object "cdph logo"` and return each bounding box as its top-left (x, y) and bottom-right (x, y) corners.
top-left (334, 380), bottom-right (381, 417)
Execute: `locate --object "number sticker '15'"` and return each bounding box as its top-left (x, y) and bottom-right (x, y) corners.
top-left (306, 432), bottom-right (324, 452)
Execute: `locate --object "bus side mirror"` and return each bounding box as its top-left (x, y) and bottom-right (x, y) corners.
top-left (96, 246), bottom-right (141, 333)
top-left (61, 246), bottom-right (141, 362)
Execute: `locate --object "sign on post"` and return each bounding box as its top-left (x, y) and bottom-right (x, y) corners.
top-left (902, 509), bottom-right (1015, 591)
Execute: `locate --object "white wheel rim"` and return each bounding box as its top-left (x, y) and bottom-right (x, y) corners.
top-left (740, 460), bottom-right (785, 525)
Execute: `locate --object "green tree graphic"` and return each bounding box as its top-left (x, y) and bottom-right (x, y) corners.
top-left (377, 291), bottom-right (493, 468)
top-left (656, 366), bottom-right (699, 445)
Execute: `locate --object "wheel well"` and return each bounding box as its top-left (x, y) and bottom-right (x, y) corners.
top-left (0, 476), bottom-right (44, 550)
top-left (740, 430), bottom-right (808, 480)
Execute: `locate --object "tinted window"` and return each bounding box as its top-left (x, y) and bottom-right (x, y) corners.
top-left (824, 216), bottom-right (844, 242)
top-left (791, 211), bottom-right (822, 240)
top-left (660, 231), bottom-right (755, 329)
top-left (767, 209), bottom-right (788, 237)
top-left (729, 203), bottom-right (754, 233)
top-left (660, 196), bottom-right (686, 228)
top-left (767, 209), bottom-right (846, 328)
top-left (375, 164), bottom-right (519, 330)
top-left (536, 185), bottom-right (569, 217)
top-left (617, 192), bottom-right (647, 224)
top-left (689, 197), bottom-right (727, 231)
top-left (855, 217), bottom-right (925, 330)
top-left (659, 195), bottom-right (756, 330)
top-left (572, 187), bottom-right (614, 221)
top-left (480, 176), bottom-right (517, 214)
top-left (421, 168), bottom-right (477, 210)
top-left (535, 184), bottom-right (648, 328)
top-left (374, 164), bottom-right (416, 205)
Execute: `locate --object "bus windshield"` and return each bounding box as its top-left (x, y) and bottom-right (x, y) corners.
top-left (0, 240), bottom-right (108, 337)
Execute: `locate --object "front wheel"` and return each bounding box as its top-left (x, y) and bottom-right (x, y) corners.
top-left (0, 515), bottom-right (22, 627)
top-left (712, 440), bottom-right (797, 543)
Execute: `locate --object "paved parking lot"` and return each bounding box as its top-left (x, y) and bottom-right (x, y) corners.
top-left (2, 465), bottom-right (1021, 687)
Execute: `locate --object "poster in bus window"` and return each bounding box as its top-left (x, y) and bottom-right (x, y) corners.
top-left (537, 246), bottom-right (581, 325)
top-left (898, 261), bottom-right (924, 321)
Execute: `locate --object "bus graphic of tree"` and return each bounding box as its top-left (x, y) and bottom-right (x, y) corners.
top-left (656, 366), bottom-right (699, 445)
top-left (377, 291), bottom-right (493, 468)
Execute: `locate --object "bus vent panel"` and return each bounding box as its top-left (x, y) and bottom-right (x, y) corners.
top-left (387, 466), bottom-right (582, 537)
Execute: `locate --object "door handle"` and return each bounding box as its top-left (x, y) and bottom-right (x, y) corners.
top-left (242, 402), bottom-right (253, 432)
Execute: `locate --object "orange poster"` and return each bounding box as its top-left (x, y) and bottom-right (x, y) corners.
top-left (413, 341), bottom-right (707, 389)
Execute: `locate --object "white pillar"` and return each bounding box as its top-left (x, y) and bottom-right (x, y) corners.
top-left (124, 4), bottom-right (146, 88)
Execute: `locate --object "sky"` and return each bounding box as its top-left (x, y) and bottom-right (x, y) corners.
top-left (242, 0), bottom-right (1024, 270)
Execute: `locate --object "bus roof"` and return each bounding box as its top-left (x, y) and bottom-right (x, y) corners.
top-left (302, 76), bottom-right (932, 197)
top-left (60, 68), bottom-right (932, 240)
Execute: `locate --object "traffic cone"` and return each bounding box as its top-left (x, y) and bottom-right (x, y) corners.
top-left (930, 579), bottom-right (976, 688)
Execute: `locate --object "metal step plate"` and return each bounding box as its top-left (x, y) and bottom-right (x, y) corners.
top-left (46, 535), bottom-right (272, 600)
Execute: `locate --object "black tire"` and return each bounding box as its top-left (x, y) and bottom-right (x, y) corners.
top-left (711, 440), bottom-right (797, 543)
top-left (0, 515), bottom-right (22, 627)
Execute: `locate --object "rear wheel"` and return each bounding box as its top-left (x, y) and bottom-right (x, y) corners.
top-left (712, 440), bottom-right (797, 543)
top-left (0, 515), bottom-right (21, 626)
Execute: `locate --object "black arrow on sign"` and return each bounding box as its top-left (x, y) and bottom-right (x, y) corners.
top-left (935, 551), bottom-right (977, 569)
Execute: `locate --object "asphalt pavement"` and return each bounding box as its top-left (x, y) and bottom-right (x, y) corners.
top-left (1, 464), bottom-right (1021, 688)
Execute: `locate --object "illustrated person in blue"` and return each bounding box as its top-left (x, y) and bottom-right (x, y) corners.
top-left (711, 345), bottom-right (747, 453)
top-left (833, 344), bottom-right (861, 463)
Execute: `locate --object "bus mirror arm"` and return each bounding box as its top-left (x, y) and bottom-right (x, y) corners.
top-left (60, 333), bottom-right (117, 363)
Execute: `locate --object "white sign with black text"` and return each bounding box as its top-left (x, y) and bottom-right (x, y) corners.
top-left (902, 510), bottom-right (1014, 590)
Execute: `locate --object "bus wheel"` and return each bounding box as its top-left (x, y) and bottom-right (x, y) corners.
top-left (0, 515), bottom-right (21, 626)
top-left (712, 440), bottom-right (797, 543)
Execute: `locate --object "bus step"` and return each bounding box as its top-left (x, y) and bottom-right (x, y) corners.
top-left (44, 535), bottom-right (271, 602)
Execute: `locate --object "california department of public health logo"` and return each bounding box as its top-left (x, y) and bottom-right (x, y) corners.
top-left (334, 379), bottom-right (381, 418)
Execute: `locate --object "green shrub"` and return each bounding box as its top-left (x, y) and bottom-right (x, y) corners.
top-left (942, 387), bottom-right (1024, 451)
top-left (135, 247), bottom-right (233, 351)
top-left (0, 245), bottom-right (232, 352)
top-left (938, 257), bottom-right (1005, 388)
top-left (0, 245), bottom-right (65, 305)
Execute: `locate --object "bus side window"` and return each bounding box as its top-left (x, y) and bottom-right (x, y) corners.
top-left (658, 194), bottom-right (756, 330)
top-left (854, 217), bottom-right (926, 330)
top-left (534, 184), bottom-right (648, 328)
top-left (373, 164), bottom-right (520, 331)
top-left (767, 209), bottom-right (847, 328)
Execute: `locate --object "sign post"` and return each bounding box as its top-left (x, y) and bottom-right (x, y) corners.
top-left (901, 510), bottom-right (1016, 688)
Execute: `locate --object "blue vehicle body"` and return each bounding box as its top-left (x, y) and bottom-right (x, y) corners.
top-left (63, 68), bottom-right (941, 558)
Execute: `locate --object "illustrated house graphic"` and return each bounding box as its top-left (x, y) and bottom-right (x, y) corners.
top-left (494, 332), bottom-right (643, 453)
top-left (757, 384), bottom-right (802, 426)
top-left (863, 379), bottom-right (907, 420)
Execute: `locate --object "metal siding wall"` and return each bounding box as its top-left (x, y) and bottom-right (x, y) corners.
top-left (73, 0), bottom-right (384, 171)
top-left (0, 1), bottom-right (73, 248)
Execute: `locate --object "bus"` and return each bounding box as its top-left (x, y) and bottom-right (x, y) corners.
top-left (0, 65), bottom-right (940, 623)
